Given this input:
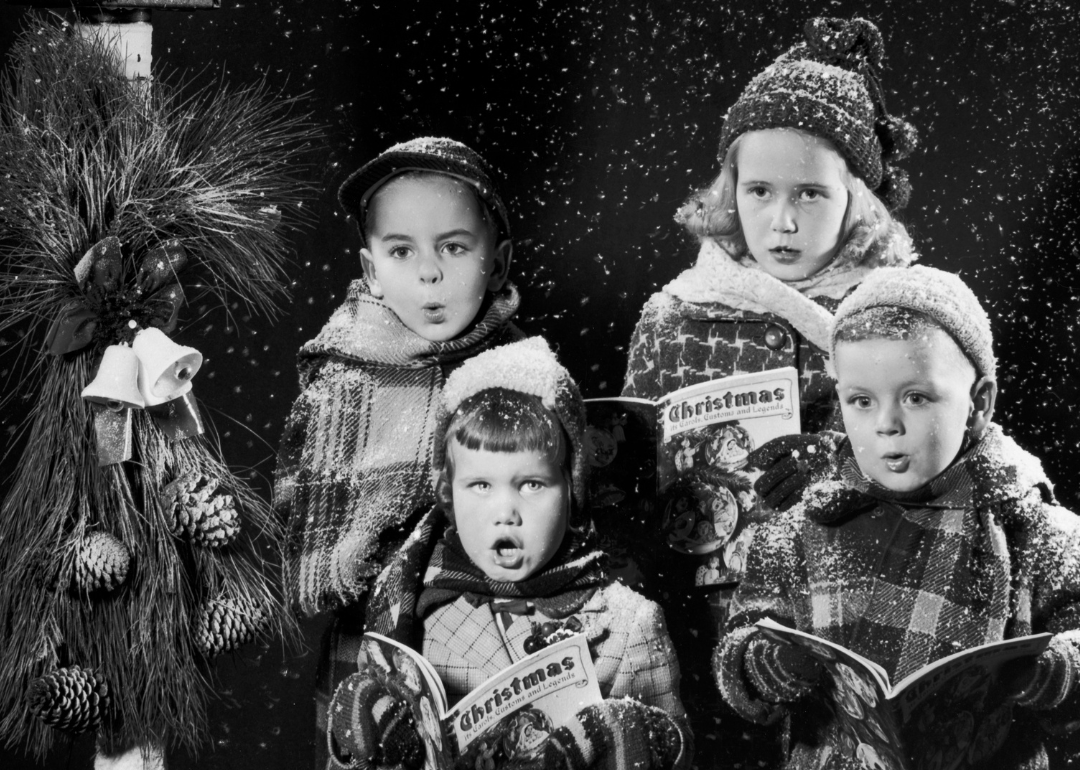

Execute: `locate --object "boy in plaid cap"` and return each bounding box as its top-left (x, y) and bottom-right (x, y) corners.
top-left (716, 266), bottom-right (1080, 769)
top-left (272, 137), bottom-right (522, 768)
top-left (328, 337), bottom-right (692, 770)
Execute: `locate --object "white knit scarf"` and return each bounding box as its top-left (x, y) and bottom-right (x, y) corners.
top-left (663, 238), bottom-right (871, 350)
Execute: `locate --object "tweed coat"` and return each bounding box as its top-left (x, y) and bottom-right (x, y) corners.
top-left (715, 426), bottom-right (1080, 770)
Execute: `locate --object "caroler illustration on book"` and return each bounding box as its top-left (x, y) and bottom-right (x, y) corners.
top-left (583, 367), bottom-right (800, 592)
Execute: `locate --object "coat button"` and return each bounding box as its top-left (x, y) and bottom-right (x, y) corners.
top-left (764, 325), bottom-right (788, 350)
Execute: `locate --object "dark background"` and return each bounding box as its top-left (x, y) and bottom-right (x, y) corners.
top-left (1, 0), bottom-right (1078, 767)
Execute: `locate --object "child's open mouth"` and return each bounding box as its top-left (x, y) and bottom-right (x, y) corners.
top-left (492, 538), bottom-right (523, 568)
top-left (769, 247), bottom-right (800, 263)
top-left (883, 453), bottom-right (909, 472)
top-left (422, 303), bottom-right (445, 323)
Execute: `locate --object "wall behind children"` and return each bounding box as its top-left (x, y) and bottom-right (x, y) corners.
top-left (0, 1), bottom-right (1076, 768)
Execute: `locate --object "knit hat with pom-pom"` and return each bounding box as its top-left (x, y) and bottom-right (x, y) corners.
top-left (718, 17), bottom-right (918, 210)
top-left (831, 265), bottom-right (996, 379)
top-left (436, 337), bottom-right (588, 511)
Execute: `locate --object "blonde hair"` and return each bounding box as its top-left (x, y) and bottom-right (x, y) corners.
top-left (677, 130), bottom-right (903, 270)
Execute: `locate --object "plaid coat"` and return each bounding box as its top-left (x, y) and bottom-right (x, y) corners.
top-left (275, 279), bottom-right (521, 616)
top-left (715, 425), bottom-right (1080, 770)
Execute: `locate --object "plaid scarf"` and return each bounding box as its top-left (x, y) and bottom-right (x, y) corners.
top-left (801, 436), bottom-right (1016, 681)
top-left (274, 280), bottom-right (520, 615)
top-left (366, 507), bottom-right (608, 646)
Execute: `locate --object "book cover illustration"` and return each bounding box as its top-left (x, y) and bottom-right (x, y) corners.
top-left (755, 618), bottom-right (1052, 770)
top-left (584, 368), bottom-right (801, 590)
top-left (357, 632), bottom-right (602, 770)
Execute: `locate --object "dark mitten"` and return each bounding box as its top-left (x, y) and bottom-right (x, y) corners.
top-left (328, 671), bottom-right (424, 770)
top-left (747, 433), bottom-right (841, 512)
top-left (505, 698), bottom-right (684, 770)
top-left (1008, 639), bottom-right (1075, 711)
top-left (744, 635), bottom-right (824, 704)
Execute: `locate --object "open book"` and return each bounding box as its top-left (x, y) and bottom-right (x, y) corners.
top-left (355, 632), bottom-right (603, 770)
top-left (755, 618), bottom-right (1053, 770)
top-left (584, 368), bottom-right (801, 590)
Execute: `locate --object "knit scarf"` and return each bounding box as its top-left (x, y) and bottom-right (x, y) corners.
top-left (275, 280), bottom-right (520, 616)
top-left (416, 526), bottom-right (609, 621)
top-left (663, 223), bottom-right (915, 351)
top-left (365, 508), bottom-right (609, 647)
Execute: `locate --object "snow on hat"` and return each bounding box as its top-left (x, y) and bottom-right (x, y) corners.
top-left (718, 17), bottom-right (918, 211)
top-left (338, 136), bottom-right (511, 247)
top-left (438, 337), bottom-right (589, 509)
top-left (831, 265), bottom-right (996, 379)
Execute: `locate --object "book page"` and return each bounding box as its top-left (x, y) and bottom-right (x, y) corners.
top-left (891, 633), bottom-right (1052, 719)
top-left (442, 634), bottom-right (602, 762)
top-left (357, 633), bottom-right (454, 770)
top-left (656, 368), bottom-right (801, 582)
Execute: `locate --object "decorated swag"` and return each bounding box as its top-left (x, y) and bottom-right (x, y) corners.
top-left (0, 21), bottom-right (318, 757)
top-left (715, 425), bottom-right (1080, 770)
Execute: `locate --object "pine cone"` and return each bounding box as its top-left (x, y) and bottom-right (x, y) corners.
top-left (74, 532), bottom-right (131, 593)
top-left (194, 597), bottom-right (268, 657)
top-left (27, 665), bottom-right (110, 734)
top-left (162, 472), bottom-right (240, 547)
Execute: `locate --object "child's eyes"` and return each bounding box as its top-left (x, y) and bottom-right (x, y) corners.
top-left (904, 392), bottom-right (930, 406)
top-left (469, 481), bottom-right (491, 493)
top-left (388, 245), bottom-right (413, 260)
top-left (442, 242), bottom-right (469, 256)
top-left (848, 395), bottom-right (873, 409)
top-left (798, 189), bottom-right (824, 202)
top-left (745, 186), bottom-right (770, 199)
top-left (521, 480), bottom-right (546, 493)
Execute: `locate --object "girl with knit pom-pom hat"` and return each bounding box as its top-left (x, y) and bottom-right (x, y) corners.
top-left (326, 338), bottom-right (693, 770)
top-left (618, 16), bottom-right (919, 768)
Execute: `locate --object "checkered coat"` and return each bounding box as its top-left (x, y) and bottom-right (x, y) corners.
top-left (715, 425), bottom-right (1080, 770)
top-left (622, 291), bottom-right (842, 431)
top-left (358, 511), bottom-right (692, 770)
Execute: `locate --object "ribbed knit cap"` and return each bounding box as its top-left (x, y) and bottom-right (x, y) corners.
top-left (338, 136), bottom-right (511, 247)
top-left (437, 337), bottom-right (589, 510)
top-left (831, 265), bottom-right (996, 379)
top-left (718, 17), bottom-right (918, 211)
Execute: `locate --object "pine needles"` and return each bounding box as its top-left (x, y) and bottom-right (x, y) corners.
top-left (0, 17), bottom-right (321, 757)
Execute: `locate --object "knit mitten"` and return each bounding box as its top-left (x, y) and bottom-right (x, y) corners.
top-left (744, 635), bottom-right (824, 704)
top-left (505, 698), bottom-right (683, 770)
top-left (328, 671), bottom-right (424, 770)
top-left (1007, 638), bottom-right (1076, 711)
top-left (747, 432), bottom-right (843, 512)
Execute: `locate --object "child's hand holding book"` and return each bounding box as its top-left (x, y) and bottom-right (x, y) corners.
top-left (743, 635), bottom-right (825, 703)
top-left (502, 698), bottom-right (684, 770)
top-left (329, 669), bottom-right (425, 770)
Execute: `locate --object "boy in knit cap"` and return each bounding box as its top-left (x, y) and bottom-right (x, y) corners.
top-left (273, 137), bottom-right (521, 768)
top-left (715, 266), bottom-right (1080, 770)
top-left (327, 337), bottom-right (692, 770)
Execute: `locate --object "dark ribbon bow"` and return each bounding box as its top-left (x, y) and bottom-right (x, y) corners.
top-left (46, 236), bottom-right (188, 356)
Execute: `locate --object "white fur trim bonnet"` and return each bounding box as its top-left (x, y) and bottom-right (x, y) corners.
top-left (439, 337), bottom-right (589, 508)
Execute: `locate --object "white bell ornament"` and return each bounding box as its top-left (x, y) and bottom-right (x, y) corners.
top-left (131, 327), bottom-right (202, 406)
top-left (81, 345), bottom-right (145, 411)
